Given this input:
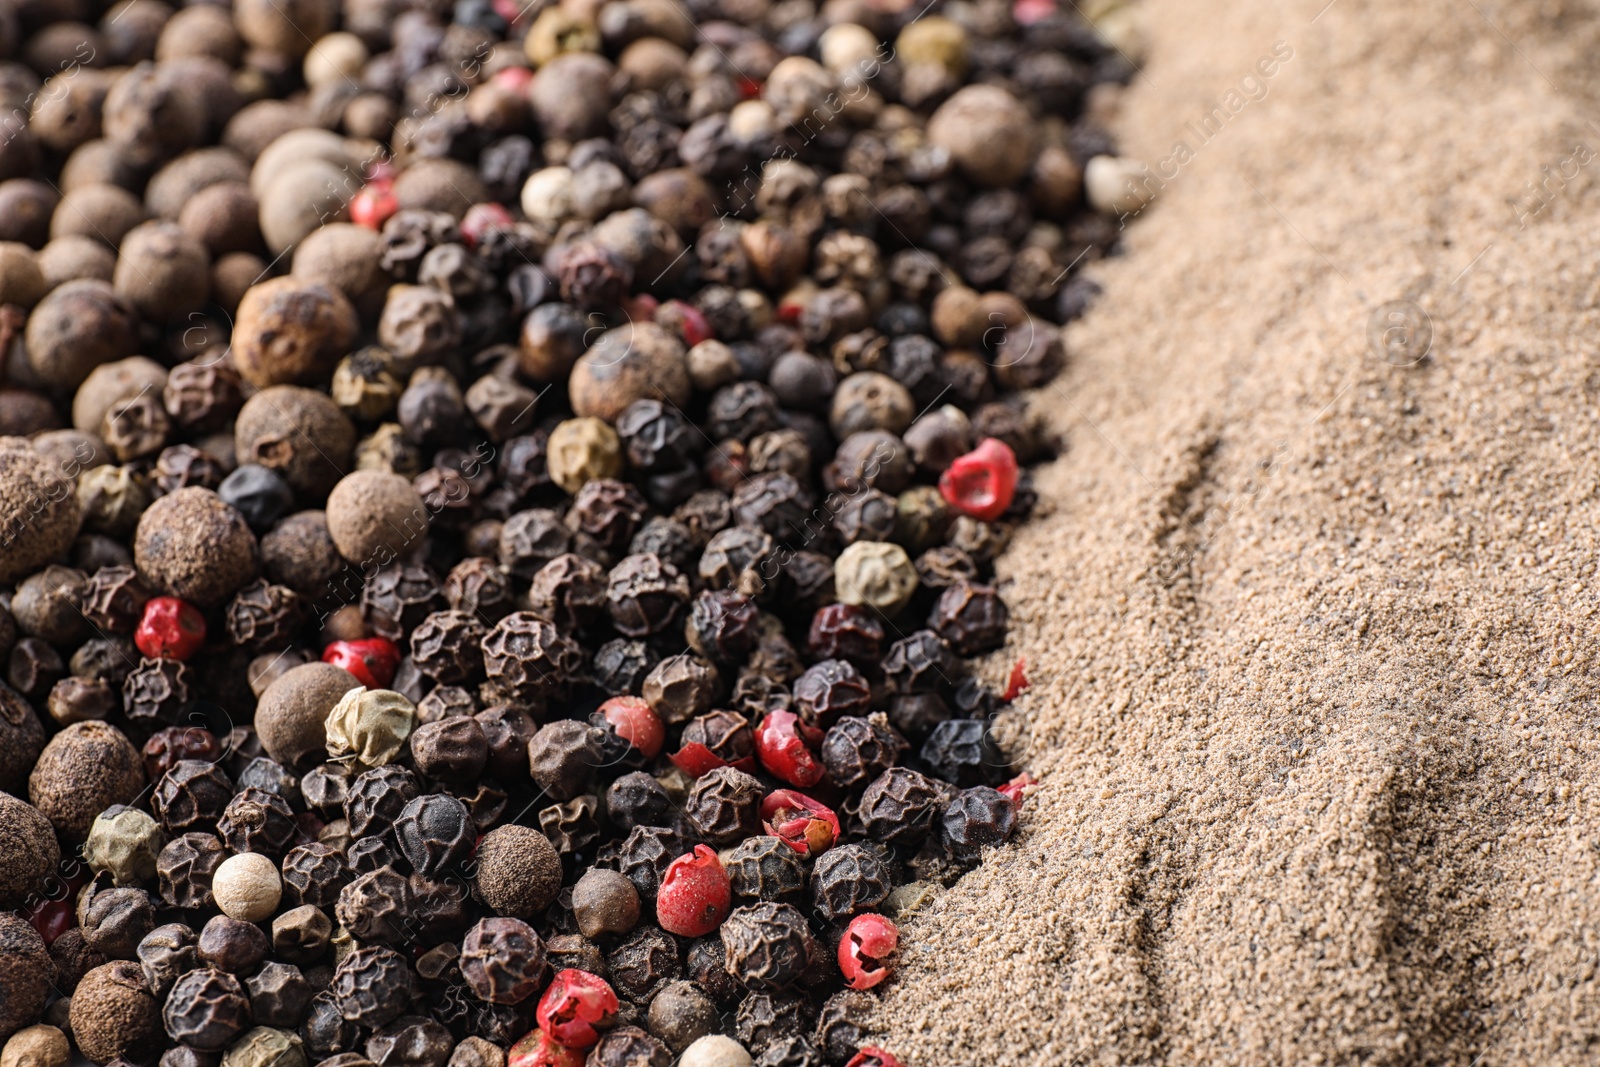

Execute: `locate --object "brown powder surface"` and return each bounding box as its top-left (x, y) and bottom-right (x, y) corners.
top-left (875, 0), bottom-right (1600, 1062)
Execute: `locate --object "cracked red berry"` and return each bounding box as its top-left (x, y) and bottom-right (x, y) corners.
top-left (323, 637), bottom-right (400, 689)
top-left (657, 845), bottom-right (732, 937)
top-left (598, 696), bottom-right (664, 759)
top-left (534, 970), bottom-right (618, 1048)
top-left (846, 1047), bottom-right (903, 1067)
top-left (998, 772), bottom-right (1036, 810)
top-left (838, 914), bottom-right (898, 991)
top-left (1002, 656), bottom-right (1029, 702)
top-left (938, 437), bottom-right (1018, 522)
top-left (461, 202), bottom-right (514, 248)
top-left (135, 596), bottom-right (206, 660)
top-left (760, 789), bottom-right (838, 857)
top-left (754, 710), bottom-right (824, 788)
top-left (509, 1027), bottom-right (585, 1067)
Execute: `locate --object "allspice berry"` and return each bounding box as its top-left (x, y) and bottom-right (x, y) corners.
top-left (546, 417), bottom-right (623, 495)
top-left (70, 961), bottom-right (163, 1064)
top-left (24, 279), bottom-right (139, 392)
top-left (0, 439), bottom-right (80, 584)
top-left (0, 1025), bottom-right (68, 1067)
top-left (0, 917), bottom-right (50, 1042)
top-left (28, 721), bottom-right (144, 842)
top-left (133, 487), bottom-right (259, 608)
top-left (324, 688), bottom-right (416, 770)
top-left (256, 663), bottom-right (361, 770)
top-left (290, 224), bottom-right (385, 319)
top-left (0, 244), bottom-right (45, 307)
top-left (231, 278), bottom-right (359, 389)
top-left (0, 794), bottom-right (58, 910)
top-left (568, 323), bottom-right (690, 423)
top-left (234, 387), bottom-right (356, 503)
top-left (212, 853), bottom-right (282, 922)
top-left (325, 471), bottom-right (428, 567)
top-left (113, 220), bottom-right (210, 324)
top-left (474, 825), bottom-right (561, 920)
top-left (925, 84), bottom-right (1038, 188)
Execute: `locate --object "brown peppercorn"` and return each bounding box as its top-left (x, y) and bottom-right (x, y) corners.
top-left (527, 720), bottom-right (606, 802)
top-left (231, 279), bottom-right (359, 390)
top-left (271, 905), bottom-right (331, 966)
top-left (254, 664), bottom-right (361, 771)
top-left (684, 766), bottom-right (762, 846)
top-left (198, 912), bottom-right (271, 973)
top-left (164, 359), bottom-right (243, 435)
top-left (156, 833), bottom-right (225, 910)
top-left (460, 918), bottom-right (545, 1005)
top-left (71, 961), bottom-right (163, 1064)
top-left (685, 938), bottom-right (739, 1006)
top-left (376, 286), bottom-right (460, 374)
top-left (407, 718), bottom-right (487, 784)
top-left (647, 981), bottom-right (719, 1055)
top-left (814, 990), bottom-right (871, 1064)
top-left (926, 84), bottom-right (1038, 188)
top-left (1, 1025), bottom-right (69, 1067)
top-left (336, 867), bottom-right (411, 947)
top-left (474, 825), bottom-right (561, 920)
top-left (719, 904), bottom-right (813, 992)
top-left (587, 1027), bottom-right (670, 1067)
top-left (572, 868), bottom-right (642, 941)
top-left (179, 182), bottom-right (262, 258)
top-left (568, 323), bottom-right (690, 424)
top-left (113, 220), bottom-right (209, 325)
top-left (365, 1015), bottom-right (452, 1067)
top-left (0, 794), bottom-right (57, 910)
top-left (829, 373), bottom-right (913, 440)
top-left (28, 721), bottom-right (143, 842)
top-left (11, 565), bottom-right (90, 645)
top-left (133, 487), bottom-right (258, 608)
top-left (218, 788), bottom-right (297, 858)
top-left (606, 553), bottom-right (689, 638)
top-left (50, 186), bottom-right (147, 251)
top-left (0, 915), bottom-right (50, 1042)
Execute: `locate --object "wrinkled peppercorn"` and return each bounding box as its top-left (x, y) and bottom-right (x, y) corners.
top-left (606, 926), bottom-right (681, 1003)
top-left (460, 918), bottom-right (546, 1005)
top-left (684, 766), bottom-right (763, 846)
top-left (197, 914), bottom-right (269, 975)
top-left (218, 787), bottom-right (297, 857)
top-left (859, 768), bottom-right (946, 846)
top-left (881, 630), bottom-right (959, 695)
top-left (940, 785), bottom-right (1017, 861)
top-left (791, 660), bottom-right (872, 731)
top-left (527, 553), bottom-right (607, 631)
top-left (344, 765), bottom-right (420, 839)
top-left (162, 967), bottom-right (252, 1051)
top-left (809, 845), bottom-right (891, 922)
top-left (606, 553), bottom-right (690, 638)
top-left (725, 837), bottom-right (807, 904)
top-left (720, 903), bottom-right (813, 992)
top-left (337, 866), bottom-right (412, 946)
top-left (157, 832), bottom-right (226, 910)
top-left (481, 612), bottom-right (584, 703)
top-left (153, 761), bottom-right (235, 835)
top-left (395, 794), bottom-right (474, 877)
top-left (332, 946), bottom-right (419, 1030)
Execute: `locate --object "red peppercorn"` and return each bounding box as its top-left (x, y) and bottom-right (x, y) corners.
top-left (761, 789), bottom-right (839, 856)
top-left (621, 293), bottom-right (660, 323)
top-left (1012, 0), bottom-right (1056, 23)
top-left (754, 710), bottom-right (824, 788)
top-left (998, 772), bottom-right (1036, 810)
top-left (598, 696), bottom-right (664, 759)
top-left (351, 181), bottom-right (399, 231)
top-left (659, 299), bottom-right (713, 347)
top-left (535, 970), bottom-right (618, 1049)
top-left (738, 76), bottom-right (763, 99)
top-left (839, 914), bottom-right (898, 990)
top-left (494, 66), bottom-right (534, 91)
top-left (656, 844), bottom-right (732, 937)
top-left (509, 1028), bottom-right (585, 1067)
top-left (846, 1048), bottom-right (904, 1067)
top-left (938, 437), bottom-right (1019, 522)
top-left (1001, 656), bottom-right (1029, 702)
top-left (668, 742), bottom-right (729, 778)
top-left (25, 894), bottom-right (75, 946)
top-left (461, 202), bottom-right (514, 249)
top-left (323, 637), bottom-right (401, 689)
top-left (492, 0), bottom-right (528, 27)
top-left (135, 596), bottom-right (207, 660)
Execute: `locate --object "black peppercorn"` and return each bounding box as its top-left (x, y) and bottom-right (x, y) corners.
top-left (345, 765), bottom-right (421, 839)
top-left (139, 923), bottom-right (199, 999)
top-left (919, 718), bottom-right (1006, 787)
top-left (153, 761), bottom-right (235, 835)
top-left (588, 1026), bottom-right (670, 1067)
top-left (480, 611), bottom-right (585, 703)
top-left (443, 557), bottom-right (516, 623)
top-left (218, 786), bottom-right (297, 857)
top-left (809, 845), bottom-right (891, 922)
top-left (791, 659), bottom-right (871, 731)
top-left (526, 553), bottom-right (607, 631)
top-left (881, 630), bottom-right (960, 696)
top-left (680, 710), bottom-right (754, 767)
top-left (814, 990), bottom-right (872, 1065)
top-left (157, 832), bottom-right (225, 910)
top-left (940, 785), bottom-right (1017, 861)
top-left (248, 961), bottom-right (312, 1029)
top-left (527, 719), bottom-right (607, 802)
top-left (460, 918), bottom-right (546, 1005)
top-left (567, 479), bottom-right (649, 561)
top-left (337, 866), bottom-right (413, 946)
top-left (684, 766), bottom-right (762, 846)
top-left (642, 653), bottom-right (720, 726)
top-left (162, 966), bottom-right (253, 1051)
top-left (395, 794), bottom-right (475, 878)
top-left (606, 926), bottom-right (681, 1003)
top-left (366, 1014), bottom-right (455, 1067)
top-left (736, 991), bottom-right (816, 1057)
top-left (605, 553), bottom-right (690, 638)
top-left (332, 946), bottom-right (419, 1029)
top-left (122, 656), bottom-right (195, 728)
top-left (409, 717), bottom-right (488, 783)
top-left (720, 903), bottom-right (814, 992)
top-left (538, 795), bottom-right (601, 857)
top-left (304, 989), bottom-right (366, 1057)
top-left (218, 465), bottom-right (296, 532)
top-left (858, 767), bottom-right (945, 846)
top-left (409, 610), bottom-right (487, 684)
top-left (819, 717), bottom-right (906, 790)
top-left (927, 580), bottom-right (1009, 656)
top-left (756, 1035), bottom-right (827, 1067)
top-left (611, 825), bottom-right (685, 901)
top-left (604, 771), bottom-right (672, 834)
top-left (725, 837), bottom-right (806, 904)
top-left (684, 589), bottom-right (759, 664)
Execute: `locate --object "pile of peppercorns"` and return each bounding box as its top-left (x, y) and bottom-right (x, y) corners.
top-left (0, 0), bottom-right (1132, 1065)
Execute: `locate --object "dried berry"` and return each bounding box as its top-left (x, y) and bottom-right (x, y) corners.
top-left (153, 761), bottom-right (235, 835)
top-left (395, 794), bottom-right (474, 877)
top-left (605, 927), bottom-right (680, 1004)
top-left (218, 787), bottom-right (297, 857)
top-left (163, 967), bottom-right (252, 1051)
top-left (336, 867), bottom-right (411, 946)
top-left (480, 612), bottom-right (584, 703)
top-left (332, 946), bottom-right (418, 1029)
top-left (684, 767), bottom-right (763, 846)
top-left (725, 837), bottom-right (806, 904)
top-left (939, 785), bottom-right (1017, 861)
top-left (858, 769), bottom-right (945, 846)
top-left (720, 904), bottom-right (813, 992)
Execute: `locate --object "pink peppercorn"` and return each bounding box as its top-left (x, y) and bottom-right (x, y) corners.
top-left (509, 1028), bottom-right (584, 1067)
top-left (599, 696), bottom-right (664, 759)
top-left (938, 437), bottom-right (1019, 522)
top-left (134, 596), bottom-right (206, 660)
top-left (839, 914), bottom-right (899, 990)
top-left (656, 845), bottom-right (732, 937)
top-left (760, 789), bottom-right (839, 856)
top-left (322, 637), bottom-right (400, 689)
top-left (754, 710), bottom-right (825, 788)
top-left (461, 202), bottom-right (514, 249)
top-left (846, 1049), bottom-right (903, 1067)
top-left (535, 970), bottom-right (618, 1048)
top-left (351, 181), bottom-right (398, 231)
